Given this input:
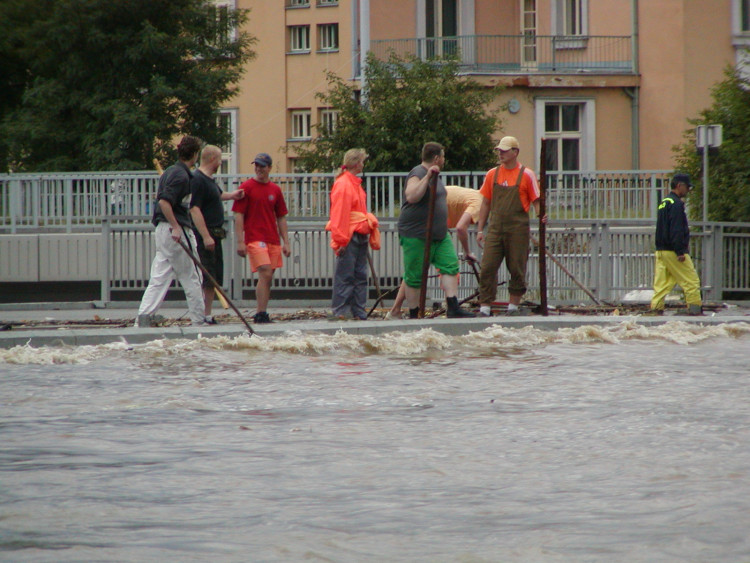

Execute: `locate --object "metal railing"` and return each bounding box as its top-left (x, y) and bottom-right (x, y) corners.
top-left (368, 35), bottom-right (635, 74)
top-left (0, 170), bottom-right (673, 233)
top-left (94, 219), bottom-right (750, 304)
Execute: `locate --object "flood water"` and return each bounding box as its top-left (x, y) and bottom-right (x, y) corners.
top-left (2, 321), bottom-right (750, 562)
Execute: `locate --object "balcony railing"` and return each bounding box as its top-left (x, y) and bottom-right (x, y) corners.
top-left (368, 34), bottom-right (634, 74)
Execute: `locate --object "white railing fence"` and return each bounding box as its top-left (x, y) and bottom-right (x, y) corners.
top-left (1, 170), bottom-right (674, 233)
top-left (97, 219), bottom-right (750, 304)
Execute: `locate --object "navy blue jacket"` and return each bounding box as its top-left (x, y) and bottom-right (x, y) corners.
top-left (655, 191), bottom-right (690, 256)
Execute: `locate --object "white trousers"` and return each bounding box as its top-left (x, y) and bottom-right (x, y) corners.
top-left (137, 222), bottom-right (205, 324)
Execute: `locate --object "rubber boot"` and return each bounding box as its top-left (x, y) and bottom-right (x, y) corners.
top-left (409, 307), bottom-right (420, 319)
top-left (446, 296), bottom-right (475, 318)
top-left (687, 304), bottom-right (704, 316)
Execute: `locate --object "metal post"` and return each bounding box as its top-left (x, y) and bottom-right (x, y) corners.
top-left (702, 140), bottom-right (709, 224)
top-left (600, 221), bottom-right (612, 302)
top-left (590, 222), bottom-right (600, 300)
top-left (65, 178), bottom-right (73, 234)
top-left (100, 218), bottom-right (111, 303)
top-left (708, 224), bottom-right (723, 302)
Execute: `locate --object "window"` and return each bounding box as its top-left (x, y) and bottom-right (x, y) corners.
top-left (287, 0), bottom-right (309, 7)
top-left (217, 109), bottom-right (237, 175)
top-left (317, 0), bottom-right (338, 6)
top-left (291, 110), bottom-right (312, 139)
top-left (732, 1), bottom-right (750, 78)
top-left (205, 2), bottom-right (236, 48)
top-left (521, 0), bottom-right (537, 66)
top-left (552, 0), bottom-right (587, 37)
top-left (544, 103), bottom-right (582, 172)
top-left (535, 99), bottom-right (595, 174)
top-left (318, 23), bottom-right (339, 51)
top-left (319, 109), bottom-right (339, 134)
top-left (289, 25), bottom-right (310, 52)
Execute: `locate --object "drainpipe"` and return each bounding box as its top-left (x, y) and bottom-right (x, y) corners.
top-left (359, 0), bottom-right (370, 103)
top-left (352, 0), bottom-right (359, 79)
top-left (626, 0), bottom-right (640, 170)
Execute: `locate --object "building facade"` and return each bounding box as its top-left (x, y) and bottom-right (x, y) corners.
top-left (220, 0), bottom-right (749, 175)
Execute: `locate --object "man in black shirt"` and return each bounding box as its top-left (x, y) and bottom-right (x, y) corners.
top-left (189, 145), bottom-right (244, 323)
top-left (650, 173), bottom-right (703, 315)
top-left (136, 136), bottom-right (207, 327)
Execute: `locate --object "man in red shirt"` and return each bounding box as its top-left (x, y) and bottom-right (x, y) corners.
top-left (477, 136), bottom-right (546, 316)
top-left (232, 153), bottom-right (291, 323)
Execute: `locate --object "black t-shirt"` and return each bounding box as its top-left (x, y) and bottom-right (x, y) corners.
top-left (397, 165), bottom-right (448, 240)
top-left (190, 170), bottom-right (225, 228)
top-left (152, 161), bottom-right (194, 228)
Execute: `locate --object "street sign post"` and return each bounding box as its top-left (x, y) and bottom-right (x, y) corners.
top-left (695, 124), bottom-right (723, 223)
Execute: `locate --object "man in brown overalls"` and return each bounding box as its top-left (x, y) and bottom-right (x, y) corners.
top-left (476, 136), bottom-right (547, 316)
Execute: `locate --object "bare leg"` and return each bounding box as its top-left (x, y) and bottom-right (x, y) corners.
top-left (389, 280), bottom-right (407, 316)
top-left (255, 265), bottom-right (273, 312)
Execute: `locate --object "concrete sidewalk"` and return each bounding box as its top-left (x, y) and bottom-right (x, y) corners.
top-left (1, 300), bottom-right (748, 349)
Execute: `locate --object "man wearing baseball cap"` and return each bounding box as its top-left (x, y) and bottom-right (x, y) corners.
top-left (476, 136), bottom-right (546, 316)
top-left (232, 153), bottom-right (291, 323)
top-left (650, 173), bottom-right (703, 315)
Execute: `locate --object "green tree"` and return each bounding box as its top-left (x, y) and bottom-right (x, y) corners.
top-left (673, 67), bottom-right (750, 222)
top-left (0, 0), bottom-right (255, 172)
top-left (294, 52), bottom-right (501, 173)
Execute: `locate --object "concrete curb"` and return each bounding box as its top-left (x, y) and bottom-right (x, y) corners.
top-left (2, 315), bottom-right (749, 349)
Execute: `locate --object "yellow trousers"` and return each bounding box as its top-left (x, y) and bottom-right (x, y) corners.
top-left (651, 250), bottom-right (702, 310)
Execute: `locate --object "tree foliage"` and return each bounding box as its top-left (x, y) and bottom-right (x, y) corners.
top-left (672, 67), bottom-right (750, 222)
top-left (294, 52), bottom-right (501, 173)
top-left (0, 0), bottom-right (255, 172)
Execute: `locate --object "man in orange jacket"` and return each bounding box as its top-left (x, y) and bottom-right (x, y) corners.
top-left (326, 148), bottom-right (380, 320)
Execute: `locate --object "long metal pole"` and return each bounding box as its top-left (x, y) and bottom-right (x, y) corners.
top-left (538, 139), bottom-right (548, 316)
top-left (418, 173), bottom-right (438, 318)
top-left (176, 238), bottom-right (255, 336)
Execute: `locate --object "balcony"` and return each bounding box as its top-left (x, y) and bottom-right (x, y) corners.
top-left (368, 35), bottom-right (635, 75)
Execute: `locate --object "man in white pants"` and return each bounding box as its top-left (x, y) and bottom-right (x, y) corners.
top-left (136, 136), bottom-right (207, 327)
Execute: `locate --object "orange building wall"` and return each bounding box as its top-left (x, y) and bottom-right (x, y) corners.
top-left (370, 1), bottom-right (414, 40)
top-left (638, 0), bottom-right (733, 169)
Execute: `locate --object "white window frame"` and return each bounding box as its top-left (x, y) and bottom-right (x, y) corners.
top-left (318, 23), bottom-right (339, 52)
top-left (319, 109), bottom-right (339, 134)
top-left (317, 0), bottom-right (338, 6)
top-left (288, 25), bottom-right (311, 53)
top-left (535, 98), bottom-right (595, 172)
top-left (732, 1), bottom-right (750, 79)
top-left (217, 109), bottom-right (238, 175)
top-left (287, 0), bottom-right (310, 8)
top-left (291, 110), bottom-right (312, 140)
top-left (551, 0), bottom-right (588, 47)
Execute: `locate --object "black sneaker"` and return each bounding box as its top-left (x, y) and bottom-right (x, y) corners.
top-left (446, 296), bottom-right (476, 318)
top-left (205, 316), bottom-right (218, 325)
top-left (447, 307), bottom-right (476, 318)
top-left (253, 312), bottom-right (273, 324)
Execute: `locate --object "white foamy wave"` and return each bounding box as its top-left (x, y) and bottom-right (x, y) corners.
top-left (1, 322), bottom-right (748, 364)
top-left (0, 340), bottom-right (134, 365)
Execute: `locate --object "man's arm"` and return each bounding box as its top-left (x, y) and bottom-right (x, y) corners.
top-left (669, 202), bottom-right (688, 260)
top-left (277, 216), bottom-right (291, 257)
top-left (158, 199), bottom-right (183, 243)
top-left (404, 165), bottom-right (439, 204)
top-left (189, 207), bottom-right (215, 251)
top-left (532, 199), bottom-right (548, 224)
top-left (454, 212), bottom-right (477, 262)
top-left (221, 189), bottom-right (245, 202)
top-left (476, 197), bottom-right (491, 248)
top-left (234, 212), bottom-right (246, 257)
